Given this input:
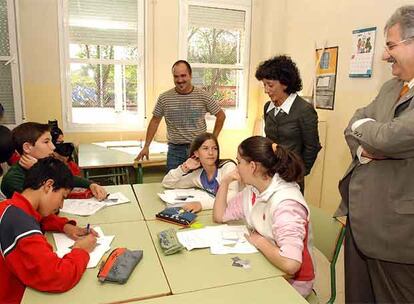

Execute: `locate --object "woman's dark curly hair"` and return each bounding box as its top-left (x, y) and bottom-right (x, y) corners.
top-left (255, 55), bottom-right (302, 94)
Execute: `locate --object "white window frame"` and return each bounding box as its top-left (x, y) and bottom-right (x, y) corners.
top-left (179, 0), bottom-right (251, 129)
top-left (58, 0), bottom-right (146, 132)
top-left (0, 0), bottom-right (24, 127)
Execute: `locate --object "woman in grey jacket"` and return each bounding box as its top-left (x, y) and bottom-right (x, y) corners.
top-left (255, 55), bottom-right (321, 192)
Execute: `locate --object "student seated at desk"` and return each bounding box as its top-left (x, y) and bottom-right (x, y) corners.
top-left (0, 157), bottom-right (97, 303)
top-left (1, 122), bottom-right (107, 200)
top-left (162, 133), bottom-right (240, 213)
top-left (213, 136), bottom-right (315, 297)
top-left (50, 125), bottom-right (81, 176)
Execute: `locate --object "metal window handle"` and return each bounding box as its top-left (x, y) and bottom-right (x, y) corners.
top-left (4, 56), bottom-right (15, 65)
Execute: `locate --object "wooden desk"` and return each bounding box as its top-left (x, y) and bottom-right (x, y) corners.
top-left (146, 216), bottom-right (285, 294)
top-left (22, 221), bottom-right (170, 304)
top-left (135, 277), bottom-right (308, 304)
top-left (59, 185), bottom-right (144, 226)
top-left (132, 183), bottom-right (213, 220)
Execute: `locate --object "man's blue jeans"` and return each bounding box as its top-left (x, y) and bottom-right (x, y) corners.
top-left (167, 143), bottom-right (190, 172)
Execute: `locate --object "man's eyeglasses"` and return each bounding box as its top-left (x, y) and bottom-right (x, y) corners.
top-left (385, 37), bottom-right (414, 52)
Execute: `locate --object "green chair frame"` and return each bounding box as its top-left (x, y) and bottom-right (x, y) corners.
top-left (307, 205), bottom-right (346, 304)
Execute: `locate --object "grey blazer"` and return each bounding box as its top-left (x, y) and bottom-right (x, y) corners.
top-left (264, 96), bottom-right (321, 175)
top-left (335, 77), bottom-right (414, 264)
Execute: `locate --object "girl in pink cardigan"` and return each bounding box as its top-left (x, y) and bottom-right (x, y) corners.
top-left (214, 136), bottom-right (315, 297)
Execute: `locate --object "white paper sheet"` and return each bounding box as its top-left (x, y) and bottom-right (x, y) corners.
top-left (61, 199), bottom-right (105, 216)
top-left (61, 192), bottom-right (130, 215)
top-left (53, 227), bottom-right (114, 268)
top-left (176, 225), bottom-right (258, 254)
top-left (158, 188), bottom-right (213, 206)
top-left (103, 192), bottom-right (130, 206)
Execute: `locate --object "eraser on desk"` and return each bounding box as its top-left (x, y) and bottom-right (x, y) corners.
top-left (189, 221), bottom-right (204, 229)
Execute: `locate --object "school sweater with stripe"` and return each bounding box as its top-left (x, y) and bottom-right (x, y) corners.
top-left (0, 193), bottom-right (89, 303)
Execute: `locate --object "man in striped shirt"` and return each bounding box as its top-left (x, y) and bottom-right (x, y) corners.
top-left (136, 60), bottom-right (226, 171)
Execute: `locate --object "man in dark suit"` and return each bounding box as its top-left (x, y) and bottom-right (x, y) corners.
top-left (336, 6), bottom-right (414, 303)
top-left (256, 55), bottom-right (321, 192)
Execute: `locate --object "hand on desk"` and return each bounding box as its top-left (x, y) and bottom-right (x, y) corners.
top-left (72, 234), bottom-right (97, 253)
top-left (89, 183), bottom-right (107, 201)
top-left (182, 202), bottom-right (202, 213)
top-left (136, 146), bottom-right (150, 161)
top-left (63, 223), bottom-right (98, 240)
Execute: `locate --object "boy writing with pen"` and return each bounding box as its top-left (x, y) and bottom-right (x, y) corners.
top-left (0, 157), bottom-right (97, 303)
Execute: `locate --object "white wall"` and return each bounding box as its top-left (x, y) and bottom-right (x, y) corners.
top-left (277, 0), bottom-right (413, 212)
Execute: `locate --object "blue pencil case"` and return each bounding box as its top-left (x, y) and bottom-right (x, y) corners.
top-left (156, 207), bottom-right (197, 227)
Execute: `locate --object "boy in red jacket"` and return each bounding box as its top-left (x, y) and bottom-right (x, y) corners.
top-left (0, 157), bottom-right (97, 303)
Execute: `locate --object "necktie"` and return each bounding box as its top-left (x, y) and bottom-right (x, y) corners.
top-left (395, 84), bottom-right (412, 117)
top-left (399, 84), bottom-right (409, 98)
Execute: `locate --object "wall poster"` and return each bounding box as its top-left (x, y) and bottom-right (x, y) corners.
top-left (315, 46), bottom-right (338, 110)
top-left (349, 27), bottom-right (377, 78)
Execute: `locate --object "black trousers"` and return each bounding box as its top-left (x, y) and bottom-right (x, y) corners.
top-left (345, 221), bottom-right (414, 303)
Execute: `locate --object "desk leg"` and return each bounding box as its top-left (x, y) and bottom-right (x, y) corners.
top-left (136, 165), bottom-right (143, 184)
top-left (84, 169), bottom-right (90, 180)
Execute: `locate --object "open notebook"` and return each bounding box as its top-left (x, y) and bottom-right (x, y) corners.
top-left (53, 226), bottom-right (114, 268)
top-left (60, 192), bottom-right (130, 216)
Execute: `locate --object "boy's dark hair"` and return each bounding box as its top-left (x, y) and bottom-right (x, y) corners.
top-left (12, 122), bottom-right (50, 155)
top-left (0, 125), bottom-right (14, 176)
top-left (23, 157), bottom-right (74, 191)
top-left (54, 142), bottom-right (75, 158)
top-left (50, 127), bottom-right (63, 144)
top-left (255, 55), bottom-right (303, 94)
top-left (238, 136), bottom-right (304, 183)
top-left (0, 103), bottom-right (4, 118)
top-left (172, 60), bottom-right (192, 75)
top-left (0, 125), bottom-right (14, 163)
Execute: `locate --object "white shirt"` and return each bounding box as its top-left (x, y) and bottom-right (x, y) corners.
top-left (266, 93), bottom-right (297, 116)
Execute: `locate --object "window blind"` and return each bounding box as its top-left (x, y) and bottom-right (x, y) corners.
top-left (69, 0), bottom-right (141, 46)
top-left (0, 63), bottom-right (15, 124)
top-left (188, 5), bottom-right (245, 31)
top-left (0, 0), bottom-right (10, 56)
top-left (0, 0), bottom-right (15, 124)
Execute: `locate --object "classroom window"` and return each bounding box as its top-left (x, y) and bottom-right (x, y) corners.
top-left (59, 0), bottom-right (145, 131)
top-left (179, 0), bottom-right (251, 128)
top-left (0, 0), bottom-right (23, 126)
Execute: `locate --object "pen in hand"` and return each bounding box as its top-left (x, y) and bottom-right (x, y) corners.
top-left (86, 223), bottom-right (90, 235)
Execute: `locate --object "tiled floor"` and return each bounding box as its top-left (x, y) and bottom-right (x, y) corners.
top-left (313, 245), bottom-right (345, 304)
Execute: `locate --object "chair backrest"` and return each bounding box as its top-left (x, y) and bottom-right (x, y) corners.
top-left (308, 204), bottom-right (344, 262)
top-left (308, 204), bottom-right (345, 304)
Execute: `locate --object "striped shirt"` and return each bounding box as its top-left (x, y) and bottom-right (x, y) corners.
top-left (153, 87), bottom-right (221, 144)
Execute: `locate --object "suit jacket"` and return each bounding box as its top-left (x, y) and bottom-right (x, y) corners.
top-left (264, 95), bottom-right (321, 175)
top-left (335, 77), bottom-right (414, 264)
